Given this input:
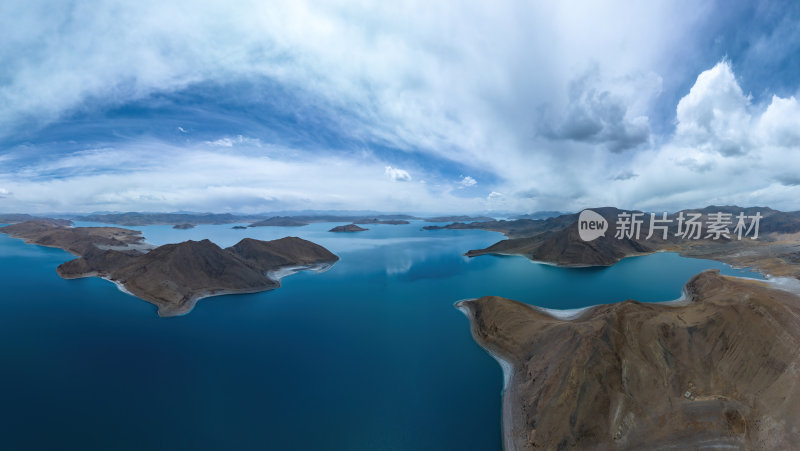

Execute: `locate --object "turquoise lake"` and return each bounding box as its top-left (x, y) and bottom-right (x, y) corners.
top-left (0, 221), bottom-right (762, 450)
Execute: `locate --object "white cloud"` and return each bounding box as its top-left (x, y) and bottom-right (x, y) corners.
top-left (2, 3), bottom-right (798, 214)
top-left (458, 176), bottom-right (477, 188)
top-left (675, 61), bottom-right (752, 156)
top-left (0, 144), bottom-right (496, 214)
top-left (205, 135), bottom-right (262, 148)
top-left (606, 61), bottom-right (800, 212)
top-left (0, 0), bottom-right (705, 184)
top-left (0, 188), bottom-right (10, 197)
top-left (539, 69), bottom-right (661, 152)
top-left (757, 95), bottom-right (800, 147)
top-left (384, 166), bottom-right (412, 182)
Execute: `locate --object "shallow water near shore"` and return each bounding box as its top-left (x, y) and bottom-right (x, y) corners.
top-left (0, 221), bottom-right (762, 450)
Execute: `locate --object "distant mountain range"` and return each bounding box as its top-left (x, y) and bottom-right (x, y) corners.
top-left (426, 206), bottom-right (800, 276)
top-left (70, 212), bottom-right (419, 226)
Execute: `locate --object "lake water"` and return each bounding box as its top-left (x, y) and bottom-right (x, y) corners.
top-left (0, 221), bottom-right (762, 450)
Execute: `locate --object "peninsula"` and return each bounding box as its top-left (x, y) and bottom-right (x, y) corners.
top-left (0, 220), bottom-right (338, 316)
top-left (457, 270), bottom-right (800, 449)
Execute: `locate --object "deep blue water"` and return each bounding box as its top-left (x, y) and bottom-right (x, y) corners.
top-left (0, 222), bottom-right (762, 450)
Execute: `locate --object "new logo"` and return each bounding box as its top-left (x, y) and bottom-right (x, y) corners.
top-left (578, 209), bottom-right (608, 241)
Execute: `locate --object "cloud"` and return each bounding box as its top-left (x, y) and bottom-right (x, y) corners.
top-left (776, 174), bottom-right (800, 187)
top-left (1, 2), bottom-right (799, 214)
top-left (539, 69), bottom-right (659, 152)
top-left (611, 171), bottom-right (638, 181)
top-left (458, 175), bottom-right (477, 188)
top-left (2, 57), bottom-right (799, 214)
top-left (205, 135), bottom-right (262, 148)
top-left (0, 144), bottom-right (497, 213)
top-left (384, 166), bottom-right (412, 182)
top-left (757, 95), bottom-right (800, 147)
top-left (0, 0), bottom-right (706, 173)
top-left (675, 61), bottom-right (752, 156)
top-left (0, 188), bottom-right (10, 197)
top-left (605, 60), bottom-right (800, 212)
top-left (675, 157), bottom-right (715, 173)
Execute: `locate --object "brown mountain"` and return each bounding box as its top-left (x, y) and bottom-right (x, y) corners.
top-left (455, 207), bottom-right (800, 274)
top-left (457, 270), bottom-right (800, 449)
top-left (2, 221), bottom-right (338, 316)
top-left (1, 219), bottom-right (146, 255)
top-left (329, 224), bottom-right (368, 232)
top-left (423, 215), bottom-right (575, 238)
top-left (226, 237), bottom-right (339, 270)
top-left (467, 227), bottom-right (653, 266)
top-left (103, 239), bottom-right (277, 316)
top-left (58, 236), bottom-right (338, 316)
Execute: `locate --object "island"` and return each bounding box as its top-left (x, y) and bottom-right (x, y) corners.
top-left (329, 224), bottom-right (368, 232)
top-left (232, 225), bottom-right (248, 229)
top-left (172, 223), bottom-right (195, 229)
top-left (0, 220), bottom-right (338, 316)
top-left (457, 270), bottom-right (800, 449)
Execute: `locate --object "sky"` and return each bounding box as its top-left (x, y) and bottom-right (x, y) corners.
top-left (1, 0), bottom-right (799, 214)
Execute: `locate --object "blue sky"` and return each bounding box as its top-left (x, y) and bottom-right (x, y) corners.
top-left (1, 0), bottom-right (799, 214)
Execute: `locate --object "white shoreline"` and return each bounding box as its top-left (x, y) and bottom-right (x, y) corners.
top-left (106, 277), bottom-right (136, 297)
top-left (534, 305), bottom-right (592, 320)
top-left (266, 262), bottom-right (334, 281)
top-left (455, 300), bottom-right (513, 390)
top-left (518, 271), bottom-right (800, 321)
top-left (763, 275), bottom-right (800, 294)
top-left (67, 261), bottom-right (337, 317)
